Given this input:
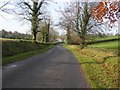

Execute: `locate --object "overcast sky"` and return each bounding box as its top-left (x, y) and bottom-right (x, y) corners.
top-left (0, 0), bottom-right (119, 35)
top-left (0, 0), bottom-right (69, 34)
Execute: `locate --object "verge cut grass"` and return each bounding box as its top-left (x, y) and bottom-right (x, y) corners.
top-left (64, 45), bottom-right (119, 88)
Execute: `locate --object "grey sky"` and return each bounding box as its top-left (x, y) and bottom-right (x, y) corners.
top-left (0, 0), bottom-right (70, 34)
top-left (0, 0), bottom-right (119, 35)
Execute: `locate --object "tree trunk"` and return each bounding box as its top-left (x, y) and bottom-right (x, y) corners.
top-left (31, 1), bottom-right (38, 43)
top-left (80, 37), bottom-right (85, 49)
top-left (46, 20), bottom-right (50, 42)
top-left (66, 25), bottom-right (70, 44)
top-left (79, 2), bottom-right (90, 49)
top-left (33, 32), bottom-right (37, 43)
top-left (46, 34), bottom-right (49, 42)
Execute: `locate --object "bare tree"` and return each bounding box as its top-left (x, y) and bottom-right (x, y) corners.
top-left (59, 1), bottom-right (106, 48)
top-left (58, 1), bottom-right (93, 48)
top-left (12, 0), bottom-right (51, 42)
top-left (58, 3), bottom-right (74, 44)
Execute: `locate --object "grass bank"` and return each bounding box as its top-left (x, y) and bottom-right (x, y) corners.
top-left (2, 41), bottom-right (44, 57)
top-left (2, 39), bottom-right (55, 65)
top-left (2, 45), bottom-right (54, 65)
top-left (64, 45), bottom-right (118, 88)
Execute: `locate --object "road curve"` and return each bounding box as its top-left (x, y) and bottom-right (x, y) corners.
top-left (2, 45), bottom-right (90, 88)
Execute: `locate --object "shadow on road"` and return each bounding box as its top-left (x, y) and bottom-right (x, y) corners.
top-left (55, 61), bottom-right (80, 65)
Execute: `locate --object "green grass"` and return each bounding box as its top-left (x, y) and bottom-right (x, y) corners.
top-left (0, 38), bottom-right (32, 42)
top-left (96, 35), bottom-right (118, 40)
top-left (2, 45), bottom-right (54, 65)
top-left (2, 39), bottom-right (50, 57)
top-left (89, 35), bottom-right (119, 42)
top-left (88, 41), bottom-right (119, 49)
top-left (64, 45), bottom-right (119, 88)
top-left (1, 38), bottom-right (56, 65)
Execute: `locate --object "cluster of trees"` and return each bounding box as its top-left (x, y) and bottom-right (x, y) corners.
top-left (0, 28), bottom-right (60, 42)
top-left (36, 20), bottom-right (61, 42)
top-left (0, 0), bottom-right (60, 43)
top-left (13, 0), bottom-right (56, 43)
top-left (59, 1), bottom-right (119, 48)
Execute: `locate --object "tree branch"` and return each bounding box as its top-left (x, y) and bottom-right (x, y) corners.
top-left (38, 18), bottom-right (43, 21)
top-left (23, 2), bottom-right (33, 11)
top-left (0, 0), bottom-right (10, 9)
top-left (37, 0), bottom-right (45, 12)
top-left (87, 25), bottom-right (93, 31)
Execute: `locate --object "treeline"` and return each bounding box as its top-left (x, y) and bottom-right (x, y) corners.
top-left (0, 29), bottom-right (32, 40)
top-left (63, 30), bottom-right (119, 45)
top-left (0, 28), bottom-right (63, 43)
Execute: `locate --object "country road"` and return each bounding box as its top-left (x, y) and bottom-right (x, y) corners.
top-left (2, 45), bottom-right (90, 88)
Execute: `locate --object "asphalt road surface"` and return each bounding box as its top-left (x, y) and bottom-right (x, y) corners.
top-left (2, 45), bottom-right (90, 88)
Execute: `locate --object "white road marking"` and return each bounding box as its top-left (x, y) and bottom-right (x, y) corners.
top-left (6, 65), bottom-right (17, 69)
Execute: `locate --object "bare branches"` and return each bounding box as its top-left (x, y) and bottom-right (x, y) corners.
top-left (37, 0), bottom-right (45, 12)
top-left (23, 2), bottom-right (33, 11)
top-left (0, 0), bottom-right (12, 15)
top-left (58, 1), bottom-right (99, 47)
top-left (0, 0), bottom-right (10, 9)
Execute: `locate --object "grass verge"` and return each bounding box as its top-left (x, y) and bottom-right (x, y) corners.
top-left (2, 45), bottom-right (54, 65)
top-left (64, 45), bottom-right (119, 88)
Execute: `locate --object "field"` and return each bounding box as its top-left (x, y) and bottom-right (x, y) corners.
top-left (64, 40), bottom-right (119, 88)
top-left (0, 37), bottom-right (33, 42)
top-left (88, 41), bottom-right (119, 50)
top-left (95, 35), bottom-right (119, 41)
top-left (89, 35), bottom-right (119, 41)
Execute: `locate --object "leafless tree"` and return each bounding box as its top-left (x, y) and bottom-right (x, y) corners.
top-left (58, 1), bottom-right (101, 48)
top-left (58, 2), bottom-right (74, 44)
top-left (12, 0), bottom-right (51, 42)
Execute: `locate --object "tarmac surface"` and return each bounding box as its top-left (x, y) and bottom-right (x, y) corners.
top-left (2, 45), bottom-right (90, 88)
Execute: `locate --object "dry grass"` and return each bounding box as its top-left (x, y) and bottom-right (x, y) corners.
top-left (65, 45), bottom-right (119, 88)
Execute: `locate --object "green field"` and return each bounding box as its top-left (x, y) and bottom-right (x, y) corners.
top-left (96, 35), bottom-right (118, 40)
top-left (64, 43), bottom-right (119, 88)
top-left (88, 41), bottom-right (119, 49)
top-left (89, 35), bottom-right (119, 42)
